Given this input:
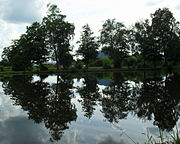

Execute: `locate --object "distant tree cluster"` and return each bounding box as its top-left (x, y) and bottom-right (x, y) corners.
top-left (1, 4), bottom-right (180, 70)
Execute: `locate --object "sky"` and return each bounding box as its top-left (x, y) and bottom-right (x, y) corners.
top-left (0, 0), bottom-right (180, 56)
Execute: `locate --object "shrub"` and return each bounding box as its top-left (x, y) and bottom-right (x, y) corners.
top-left (0, 66), bottom-right (3, 71)
top-left (40, 65), bottom-right (48, 71)
top-left (100, 57), bottom-right (112, 69)
top-left (74, 61), bottom-right (83, 70)
top-left (69, 67), bottom-right (78, 72)
top-left (126, 56), bottom-right (137, 68)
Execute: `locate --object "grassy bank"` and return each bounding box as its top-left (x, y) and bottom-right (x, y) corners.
top-left (0, 65), bottom-right (180, 75)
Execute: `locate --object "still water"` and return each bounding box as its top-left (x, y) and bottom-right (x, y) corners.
top-left (0, 71), bottom-right (179, 144)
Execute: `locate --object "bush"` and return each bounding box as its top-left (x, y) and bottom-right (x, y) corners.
top-left (0, 59), bottom-right (10, 66)
top-left (0, 66), bottom-right (3, 71)
top-left (126, 56), bottom-right (137, 68)
top-left (100, 58), bottom-right (112, 69)
top-left (69, 67), bottom-right (78, 72)
top-left (165, 62), bottom-right (173, 71)
top-left (74, 61), bottom-right (83, 70)
top-left (40, 65), bottom-right (48, 71)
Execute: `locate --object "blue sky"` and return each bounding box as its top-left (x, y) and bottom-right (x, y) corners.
top-left (0, 0), bottom-right (180, 55)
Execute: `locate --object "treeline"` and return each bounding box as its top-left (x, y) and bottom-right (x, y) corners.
top-left (1, 4), bottom-right (180, 71)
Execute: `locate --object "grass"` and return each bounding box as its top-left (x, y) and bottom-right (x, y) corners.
top-left (0, 64), bottom-right (180, 76)
top-left (113, 123), bottom-right (180, 144)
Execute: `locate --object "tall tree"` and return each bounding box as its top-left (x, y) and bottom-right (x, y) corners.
top-left (133, 20), bottom-right (154, 68)
top-left (42, 4), bottom-right (75, 69)
top-left (25, 22), bottom-right (48, 67)
top-left (151, 8), bottom-right (180, 66)
top-left (77, 24), bottom-right (99, 68)
top-left (100, 19), bottom-right (129, 68)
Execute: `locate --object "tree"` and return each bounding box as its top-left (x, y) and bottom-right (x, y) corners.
top-left (151, 8), bottom-right (180, 66)
top-left (25, 22), bottom-right (48, 67)
top-left (2, 36), bottom-right (33, 71)
top-left (133, 20), bottom-right (154, 68)
top-left (1, 46), bottom-right (12, 66)
top-left (77, 24), bottom-right (99, 68)
top-left (2, 22), bottom-right (48, 71)
top-left (42, 4), bottom-right (75, 69)
top-left (100, 19), bottom-right (129, 68)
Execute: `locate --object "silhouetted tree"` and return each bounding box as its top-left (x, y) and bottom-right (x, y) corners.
top-left (77, 24), bottom-right (99, 68)
top-left (42, 4), bottom-right (75, 69)
top-left (25, 22), bottom-right (48, 67)
top-left (100, 19), bottom-right (129, 68)
top-left (151, 8), bottom-right (180, 66)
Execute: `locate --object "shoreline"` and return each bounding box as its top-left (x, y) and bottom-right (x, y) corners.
top-left (0, 67), bottom-right (178, 75)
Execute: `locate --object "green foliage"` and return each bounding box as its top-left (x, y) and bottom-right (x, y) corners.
top-left (133, 20), bottom-right (154, 68)
top-left (133, 8), bottom-right (180, 68)
top-left (0, 59), bottom-right (10, 66)
top-left (25, 22), bottom-right (48, 65)
top-left (151, 8), bottom-right (179, 66)
top-left (42, 4), bottom-right (75, 69)
top-left (100, 19), bottom-right (130, 68)
top-left (77, 24), bottom-right (99, 68)
top-left (74, 61), bottom-right (83, 70)
top-left (4, 37), bottom-right (33, 71)
top-left (39, 65), bottom-right (48, 71)
top-left (99, 57), bottom-right (112, 69)
top-left (125, 56), bottom-right (137, 68)
top-left (0, 66), bottom-right (3, 71)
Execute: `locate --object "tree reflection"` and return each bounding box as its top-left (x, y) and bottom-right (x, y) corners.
top-left (3, 75), bottom-right (77, 141)
top-left (1, 71), bottom-right (180, 137)
top-left (101, 73), bottom-right (134, 123)
top-left (77, 74), bottom-right (100, 118)
top-left (134, 72), bottom-right (180, 130)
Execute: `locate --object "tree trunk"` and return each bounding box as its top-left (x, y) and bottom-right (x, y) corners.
top-left (54, 50), bottom-right (59, 70)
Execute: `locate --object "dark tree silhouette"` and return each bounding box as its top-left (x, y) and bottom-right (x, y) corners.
top-left (77, 24), bottom-right (99, 68)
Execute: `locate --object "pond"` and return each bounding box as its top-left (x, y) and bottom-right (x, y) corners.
top-left (0, 71), bottom-right (179, 144)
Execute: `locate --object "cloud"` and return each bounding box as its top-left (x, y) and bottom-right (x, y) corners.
top-left (0, 0), bottom-right (45, 24)
top-left (175, 4), bottom-right (180, 10)
top-left (145, 0), bottom-right (163, 6)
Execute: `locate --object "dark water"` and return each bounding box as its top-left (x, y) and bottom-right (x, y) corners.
top-left (0, 71), bottom-right (179, 144)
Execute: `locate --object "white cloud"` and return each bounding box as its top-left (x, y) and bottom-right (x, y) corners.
top-left (145, 0), bottom-right (163, 6)
top-left (0, 0), bottom-right (45, 24)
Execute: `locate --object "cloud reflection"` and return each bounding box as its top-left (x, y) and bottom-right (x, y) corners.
top-left (0, 116), bottom-right (50, 144)
top-left (97, 135), bottom-right (129, 144)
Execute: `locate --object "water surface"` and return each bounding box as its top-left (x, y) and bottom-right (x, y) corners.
top-left (0, 71), bottom-right (179, 144)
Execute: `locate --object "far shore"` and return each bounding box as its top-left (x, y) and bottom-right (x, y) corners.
top-left (0, 66), bottom-right (179, 76)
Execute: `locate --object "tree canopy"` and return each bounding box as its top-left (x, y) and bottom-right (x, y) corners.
top-left (77, 24), bottom-right (99, 68)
